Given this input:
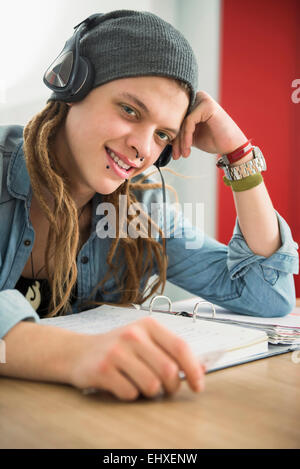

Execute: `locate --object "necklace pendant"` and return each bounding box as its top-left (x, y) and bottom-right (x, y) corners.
top-left (25, 280), bottom-right (42, 311)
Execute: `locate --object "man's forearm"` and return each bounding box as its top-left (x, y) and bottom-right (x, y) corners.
top-left (230, 152), bottom-right (281, 258)
top-left (0, 321), bottom-right (86, 384)
top-left (233, 181), bottom-right (281, 257)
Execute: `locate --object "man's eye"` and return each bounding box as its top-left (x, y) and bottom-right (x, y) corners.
top-left (121, 104), bottom-right (137, 117)
top-left (157, 131), bottom-right (171, 143)
top-left (120, 105), bottom-right (172, 143)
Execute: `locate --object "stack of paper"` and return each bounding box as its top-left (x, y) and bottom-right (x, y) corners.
top-left (172, 299), bottom-right (300, 345)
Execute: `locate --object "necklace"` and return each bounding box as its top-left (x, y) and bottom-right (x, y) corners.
top-left (30, 204), bottom-right (87, 279)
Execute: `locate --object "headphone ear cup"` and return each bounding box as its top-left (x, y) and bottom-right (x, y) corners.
top-left (44, 51), bottom-right (95, 102)
top-left (66, 56), bottom-right (95, 102)
top-left (154, 145), bottom-right (173, 168)
top-left (45, 15), bottom-right (100, 103)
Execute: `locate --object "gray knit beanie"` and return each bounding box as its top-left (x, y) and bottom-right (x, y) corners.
top-left (48, 10), bottom-right (198, 109)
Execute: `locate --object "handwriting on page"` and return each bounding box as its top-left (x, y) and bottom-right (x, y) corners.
top-left (41, 305), bottom-right (266, 359)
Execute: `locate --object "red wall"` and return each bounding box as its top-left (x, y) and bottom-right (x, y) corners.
top-left (218, 0), bottom-right (300, 295)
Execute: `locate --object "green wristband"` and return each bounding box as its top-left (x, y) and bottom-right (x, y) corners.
top-left (223, 173), bottom-right (263, 192)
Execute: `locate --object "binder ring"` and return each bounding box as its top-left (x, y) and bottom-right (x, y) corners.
top-left (149, 295), bottom-right (172, 315)
top-left (192, 301), bottom-right (216, 323)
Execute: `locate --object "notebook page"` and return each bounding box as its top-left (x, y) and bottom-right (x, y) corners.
top-left (41, 304), bottom-right (267, 359)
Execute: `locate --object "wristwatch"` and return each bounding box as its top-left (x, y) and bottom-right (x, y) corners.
top-left (216, 146), bottom-right (267, 181)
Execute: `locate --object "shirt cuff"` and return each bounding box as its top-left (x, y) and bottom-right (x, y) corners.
top-left (0, 289), bottom-right (40, 339)
top-left (227, 210), bottom-right (299, 280)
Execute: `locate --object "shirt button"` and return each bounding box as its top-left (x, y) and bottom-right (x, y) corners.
top-left (24, 239), bottom-right (31, 246)
top-left (81, 256), bottom-right (89, 264)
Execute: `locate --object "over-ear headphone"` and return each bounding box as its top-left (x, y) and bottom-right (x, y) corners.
top-left (43, 15), bottom-right (100, 103)
top-left (43, 14), bottom-right (173, 169)
top-left (153, 145), bottom-right (172, 168)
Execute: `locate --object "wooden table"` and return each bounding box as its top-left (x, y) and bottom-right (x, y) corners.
top-left (1, 351), bottom-right (300, 449)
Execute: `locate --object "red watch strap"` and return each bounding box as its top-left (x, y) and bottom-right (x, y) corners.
top-left (225, 139), bottom-right (253, 164)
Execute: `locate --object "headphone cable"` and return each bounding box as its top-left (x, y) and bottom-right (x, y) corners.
top-left (156, 166), bottom-right (168, 259)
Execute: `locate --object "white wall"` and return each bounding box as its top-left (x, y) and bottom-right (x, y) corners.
top-left (0, 0), bottom-right (221, 303)
top-left (0, 0), bottom-right (154, 123)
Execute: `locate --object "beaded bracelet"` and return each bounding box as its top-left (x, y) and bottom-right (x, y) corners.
top-left (223, 173), bottom-right (263, 192)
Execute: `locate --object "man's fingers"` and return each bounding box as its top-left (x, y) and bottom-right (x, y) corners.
top-left (95, 362), bottom-right (140, 401)
top-left (118, 323), bottom-right (181, 396)
top-left (181, 118), bottom-right (196, 156)
top-left (141, 317), bottom-right (205, 392)
top-left (171, 136), bottom-right (181, 160)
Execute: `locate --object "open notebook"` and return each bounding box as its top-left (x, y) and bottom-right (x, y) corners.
top-left (40, 299), bottom-right (269, 373)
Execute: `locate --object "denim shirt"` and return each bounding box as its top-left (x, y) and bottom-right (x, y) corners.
top-left (0, 124), bottom-right (299, 339)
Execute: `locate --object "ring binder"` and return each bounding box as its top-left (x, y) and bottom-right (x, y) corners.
top-left (192, 301), bottom-right (216, 323)
top-left (148, 295), bottom-right (216, 323)
top-left (149, 295), bottom-right (172, 315)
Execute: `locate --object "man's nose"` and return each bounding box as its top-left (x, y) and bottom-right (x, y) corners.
top-left (125, 128), bottom-right (155, 163)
